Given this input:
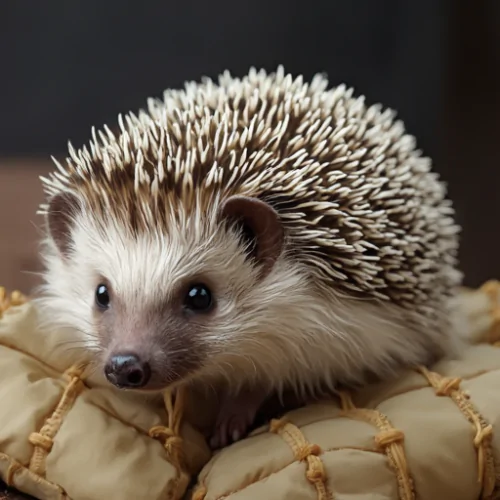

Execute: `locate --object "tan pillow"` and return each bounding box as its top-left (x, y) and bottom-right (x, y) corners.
top-left (1, 282), bottom-right (500, 500)
top-left (192, 283), bottom-right (500, 500)
top-left (0, 288), bottom-right (210, 500)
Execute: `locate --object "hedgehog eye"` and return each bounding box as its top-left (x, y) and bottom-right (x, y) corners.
top-left (183, 284), bottom-right (213, 313)
top-left (95, 284), bottom-right (110, 310)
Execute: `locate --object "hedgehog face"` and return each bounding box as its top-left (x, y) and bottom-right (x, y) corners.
top-left (42, 192), bottom-right (308, 392)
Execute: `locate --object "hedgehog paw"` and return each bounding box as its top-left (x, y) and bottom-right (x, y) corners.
top-left (209, 389), bottom-right (265, 450)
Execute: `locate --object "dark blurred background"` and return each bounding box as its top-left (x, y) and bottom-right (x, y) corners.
top-left (0, 0), bottom-right (498, 293)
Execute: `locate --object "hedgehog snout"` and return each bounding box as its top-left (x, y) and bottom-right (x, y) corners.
top-left (102, 347), bottom-right (183, 392)
top-left (104, 352), bottom-right (151, 388)
top-left (101, 322), bottom-right (208, 392)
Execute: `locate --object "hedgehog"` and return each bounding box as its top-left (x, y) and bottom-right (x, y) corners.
top-left (36, 66), bottom-right (462, 449)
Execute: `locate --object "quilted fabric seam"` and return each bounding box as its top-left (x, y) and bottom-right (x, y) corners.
top-left (27, 365), bottom-right (86, 477)
top-left (1, 445), bottom-right (69, 499)
top-left (0, 289), bottom-right (189, 500)
top-left (337, 392), bottom-right (415, 500)
top-left (269, 417), bottom-right (331, 500)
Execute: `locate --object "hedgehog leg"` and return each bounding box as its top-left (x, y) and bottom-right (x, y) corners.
top-left (209, 388), bottom-right (266, 449)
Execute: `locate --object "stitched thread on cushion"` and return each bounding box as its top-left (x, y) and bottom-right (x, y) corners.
top-left (270, 417), bottom-right (330, 500)
top-left (0, 453), bottom-right (68, 499)
top-left (337, 392), bottom-right (415, 500)
top-left (0, 289), bottom-right (187, 500)
top-left (28, 365), bottom-right (86, 477)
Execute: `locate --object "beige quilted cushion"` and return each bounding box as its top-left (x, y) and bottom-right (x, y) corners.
top-left (191, 283), bottom-right (500, 500)
top-left (1, 282), bottom-right (500, 500)
top-left (0, 289), bottom-right (210, 500)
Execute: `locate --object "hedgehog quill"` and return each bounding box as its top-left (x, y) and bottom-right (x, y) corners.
top-left (36, 66), bottom-right (463, 449)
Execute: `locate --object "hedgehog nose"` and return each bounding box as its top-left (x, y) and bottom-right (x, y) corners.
top-left (104, 354), bottom-right (151, 388)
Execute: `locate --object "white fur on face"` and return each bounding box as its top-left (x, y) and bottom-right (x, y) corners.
top-left (37, 201), bottom-right (457, 398)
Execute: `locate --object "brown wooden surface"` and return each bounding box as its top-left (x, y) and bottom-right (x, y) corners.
top-left (0, 159), bottom-right (51, 294)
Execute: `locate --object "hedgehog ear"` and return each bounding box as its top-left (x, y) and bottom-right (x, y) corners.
top-left (218, 195), bottom-right (284, 278)
top-left (47, 192), bottom-right (82, 258)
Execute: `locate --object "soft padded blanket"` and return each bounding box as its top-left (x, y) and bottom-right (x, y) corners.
top-left (1, 282), bottom-right (500, 500)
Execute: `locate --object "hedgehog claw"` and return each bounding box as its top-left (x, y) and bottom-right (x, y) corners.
top-left (209, 389), bottom-right (265, 450)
